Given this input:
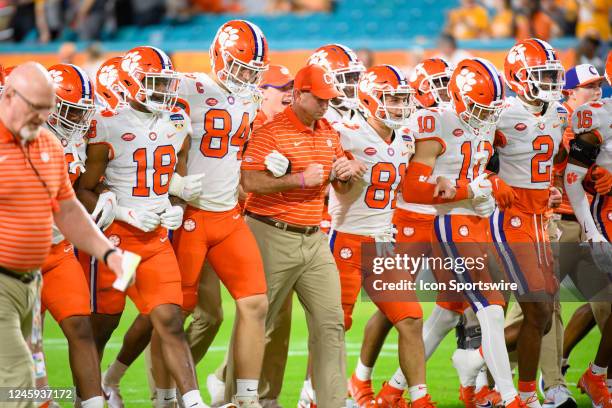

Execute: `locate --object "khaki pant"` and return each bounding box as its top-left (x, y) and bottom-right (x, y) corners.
top-left (223, 217), bottom-right (347, 407)
top-left (0, 272), bottom-right (40, 408)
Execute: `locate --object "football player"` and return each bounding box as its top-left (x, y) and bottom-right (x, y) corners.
top-left (95, 56), bottom-right (127, 110)
top-left (170, 19), bottom-right (269, 406)
top-left (76, 46), bottom-right (211, 408)
top-left (402, 58), bottom-right (523, 408)
top-left (564, 50), bottom-right (612, 408)
top-left (492, 38), bottom-right (568, 407)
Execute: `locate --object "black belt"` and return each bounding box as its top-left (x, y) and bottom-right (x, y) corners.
top-left (246, 212), bottom-right (320, 236)
top-left (0, 265), bottom-right (37, 284)
top-left (561, 213), bottom-right (578, 222)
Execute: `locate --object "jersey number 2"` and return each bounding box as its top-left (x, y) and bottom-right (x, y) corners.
top-left (531, 135), bottom-right (554, 183)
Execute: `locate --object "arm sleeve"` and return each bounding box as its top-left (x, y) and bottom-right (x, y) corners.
top-left (564, 163), bottom-right (600, 240)
top-left (241, 126), bottom-right (278, 171)
top-left (402, 161), bottom-right (469, 204)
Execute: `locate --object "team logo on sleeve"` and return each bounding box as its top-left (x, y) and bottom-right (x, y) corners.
top-left (510, 216), bottom-right (522, 228)
top-left (339, 247), bottom-right (353, 259)
top-left (566, 172), bottom-right (578, 185)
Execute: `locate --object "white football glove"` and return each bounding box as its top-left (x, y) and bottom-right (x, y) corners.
top-left (91, 191), bottom-right (117, 231)
top-left (265, 150), bottom-right (290, 177)
top-left (585, 233), bottom-right (612, 278)
top-left (160, 205), bottom-right (184, 230)
top-left (472, 195), bottom-right (496, 218)
top-left (115, 206), bottom-right (161, 232)
top-left (168, 173), bottom-right (205, 202)
top-left (469, 173), bottom-right (493, 199)
top-left (373, 226), bottom-right (398, 257)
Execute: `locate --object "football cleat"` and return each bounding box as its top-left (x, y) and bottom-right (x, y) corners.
top-left (297, 381), bottom-right (316, 408)
top-left (232, 396), bottom-right (262, 407)
top-left (348, 374), bottom-right (377, 407)
top-left (578, 366), bottom-right (612, 408)
top-left (102, 379), bottom-right (125, 408)
top-left (475, 387), bottom-right (503, 408)
top-left (504, 396), bottom-right (527, 408)
top-left (541, 385), bottom-right (577, 408)
top-left (375, 382), bottom-right (409, 408)
top-left (411, 394), bottom-right (437, 408)
top-left (521, 392), bottom-right (542, 408)
top-left (459, 385), bottom-right (476, 408)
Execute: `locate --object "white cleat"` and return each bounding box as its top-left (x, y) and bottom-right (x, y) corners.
top-left (541, 385), bottom-right (577, 408)
top-left (297, 382), bottom-right (316, 408)
top-left (207, 374), bottom-right (227, 407)
top-left (522, 392), bottom-right (543, 408)
top-left (102, 381), bottom-right (125, 408)
top-left (232, 395), bottom-right (262, 407)
top-left (452, 348), bottom-right (486, 388)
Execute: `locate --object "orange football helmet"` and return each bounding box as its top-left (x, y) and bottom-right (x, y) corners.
top-left (47, 63), bottom-right (96, 140)
top-left (0, 65), bottom-right (14, 95)
top-left (448, 58), bottom-right (505, 132)
top-left (605, 50), bottom-right (611, 86)
top-left (118, 46), bottom-right (179, 112)
top-left (409, 58), bottom-right (453, 108)
top-left (96, 56), bottom-right (127, 110)
top-left (504, 38), bottom-right (565, 102)
top-left (210, 19), bottom-right (269, 98)
top-left (358, 64), bottom-right (414, 129)
top-left (307, 43), bottom-right (365, 109)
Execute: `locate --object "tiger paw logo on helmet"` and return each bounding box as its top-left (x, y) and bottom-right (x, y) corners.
top-left (359, 71), bottom-right (378, 94)
top-left (455, 69), bottom-right (477, 93)
top-left (98, 65), bottom-right (119, 88)
top-left (218, 26), bottom-right (240, 51)
top-left (121, 51), bottom-right (142, 74)
top-left (48, 70), bottom-right (64, 84)
top-left (308, 50), bottom-right (333, 72)
top-left (506, 44), bottom-right (527, 65)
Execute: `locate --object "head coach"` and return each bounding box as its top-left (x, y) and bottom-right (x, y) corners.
top-left (237, 64), bottom-right (366, 407)
top-left (0, 62), bottom-right (125, 396)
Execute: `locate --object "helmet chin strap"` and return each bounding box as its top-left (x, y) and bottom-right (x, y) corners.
top-left (519, 89), bottom-right (545, 114)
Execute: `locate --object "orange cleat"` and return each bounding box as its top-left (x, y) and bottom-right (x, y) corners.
top-left (459, 385), bottom-right (476, 408)
top-left (374, 382), bottom-right (409, 408)
top-left (475, 387), bottom-right (503, 407)
top-left (504, 396), bottom-right (526, 408)
top-left (411, 394), bottom-right (437, 408)
top-left (578, 366), bottom-right (612, 408)
top-left (348, 374), bottom-right (377, 408)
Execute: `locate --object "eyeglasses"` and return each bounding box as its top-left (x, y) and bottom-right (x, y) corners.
top-left (10, 88), bottom-right (54, 114)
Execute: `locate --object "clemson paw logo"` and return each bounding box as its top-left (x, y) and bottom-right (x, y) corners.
top-left (339, 247), bottom-right (353, 259)
top-left (403, 226), bottom-right (415, 237)
top-left (566, 172), bottom-right (578, 185)
top-left (121, 51), bottom-right (142, 74)
top-left (359, 72), bottom-right (378, 94)
top-left (183, 218), bottom-right (196, 232)
top-left (409, 63), bottom-right (424, 82)
top-left (507, 44), bottom-right (527, 65)
top-left (48, 70), bottom-right (64, 84)
top-left (458, 225), bottom-right (469, 237)
top-left (98, 65), bottom-right (119, 87)
top-left (455, 68), bottom-right (477, 93)
top-left (607, 211), bottom-right (612, 221)
top-left (510, 216), bottom-right (522, 228)
top-left (217, 26), bottom-right (240, 50)
top-left (308, 50), bottom-right (332, 72)
top-left (108, 234), bottom-right (121, 247)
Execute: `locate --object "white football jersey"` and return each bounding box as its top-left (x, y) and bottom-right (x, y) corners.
top-left (572, 98), bottom-right (612, 172)
top-left (51, 133), bottom-right (88, 245)
top-left (87, 105), bottom-right (191, 213)
top-left (411, 107), bottom-right (495, 216)
top-left (328, 119), bottom-right (410, 235)
top-left (178, 72), bottom-right (258, 212)
top-left (495, 96), bottom-right (567, 189)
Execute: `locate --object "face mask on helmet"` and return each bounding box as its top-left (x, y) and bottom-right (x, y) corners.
top-left (427, 72), bottom-right (451, 105)
top-left (218, 52), bottom-right (267, 98)
top-left (331, 70), bottom-right (363, 109)
top-left (48, 98), bottom-right (96, 141)
top-left (137, 71), bottom-right (180, 113)
top-left (374, 90), bottom-right (415, 129)
top-left (458, 93), bottom-right (504, 134)
top-left (521, 61), bottom-right (565, 102)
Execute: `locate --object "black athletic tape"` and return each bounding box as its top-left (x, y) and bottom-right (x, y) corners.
top-left (569, 138), bottom-right (599, 167)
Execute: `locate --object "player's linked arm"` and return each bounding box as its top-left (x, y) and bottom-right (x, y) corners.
top-left (77, 143), bottom-right (110, 213)
top-left (402, 139), bottom-right (470, 204)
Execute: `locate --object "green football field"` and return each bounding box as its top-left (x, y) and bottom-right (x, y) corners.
top-left (44, 291), bottom-right (600, 407)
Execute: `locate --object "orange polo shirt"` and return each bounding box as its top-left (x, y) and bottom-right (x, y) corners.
top-left (0, 121), bottom-right (75, 271)
top-left (242, 106), bottom-right (345, 226)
